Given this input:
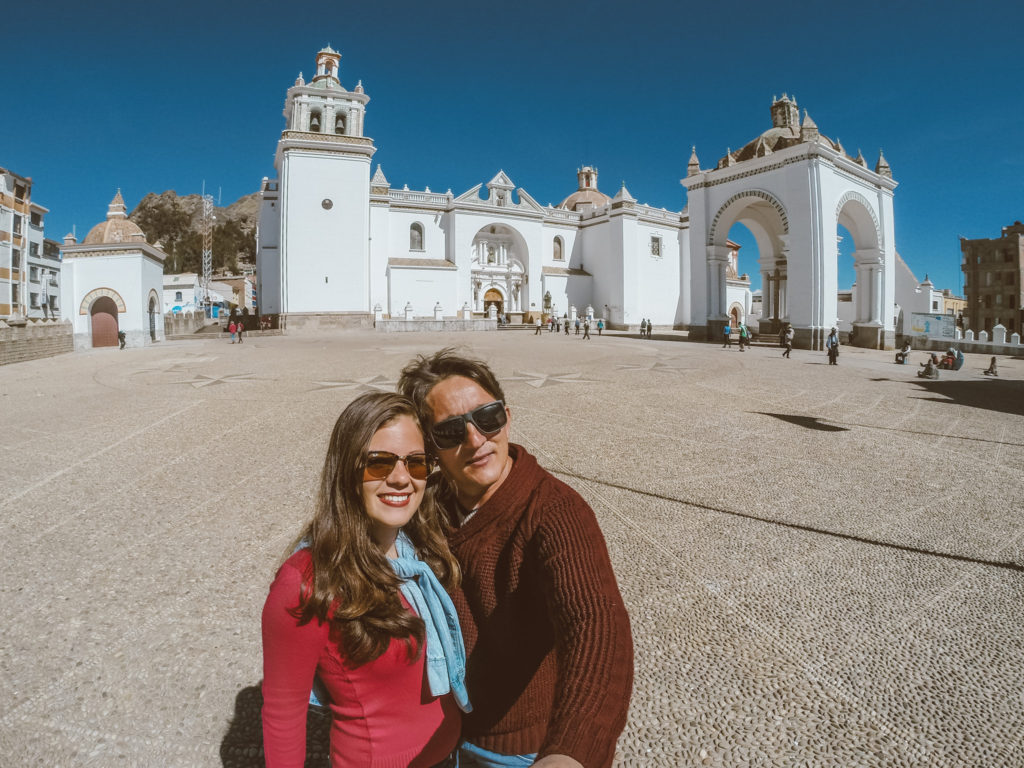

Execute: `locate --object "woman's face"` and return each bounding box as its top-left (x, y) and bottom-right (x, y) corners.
top-left (360, 415), bottom-right (427, 554)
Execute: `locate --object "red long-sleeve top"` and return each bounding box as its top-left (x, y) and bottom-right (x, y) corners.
top-left (450, 445), bottom-right (634, 767)
top-left (261, 549), bottom-right (461, 767)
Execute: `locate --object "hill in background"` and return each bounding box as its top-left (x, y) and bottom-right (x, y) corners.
top-left (129, 191), bottom-right (259, 274)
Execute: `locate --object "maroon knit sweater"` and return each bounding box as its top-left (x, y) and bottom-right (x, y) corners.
top-left (447, 444), bottom-right (634, 767)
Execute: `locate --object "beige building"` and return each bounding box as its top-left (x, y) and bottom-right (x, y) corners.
top-left (960, 221), bottom-right (1024, 335)
top-left (1, 167), bottom-right (56, 320)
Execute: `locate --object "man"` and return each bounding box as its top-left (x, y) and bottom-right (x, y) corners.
top-left (826, 327), bottom-right (839, 365)
top-left (398, 350), bottom-right (634, 768)
top-left (722, 322), bottom-right (732, 348)
top-left (782, 325), bottom-right (794, 358)
top-left (534, 316), bottom-right (543, 335)
top-left (583, 319), bottom-right (591, 340)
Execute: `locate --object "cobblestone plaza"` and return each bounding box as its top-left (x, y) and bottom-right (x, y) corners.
top-left (2, 331), bottom-right (1022, 766)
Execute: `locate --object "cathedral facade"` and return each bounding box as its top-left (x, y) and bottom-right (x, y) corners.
top-left (257, 47), bottom-right (899, 349)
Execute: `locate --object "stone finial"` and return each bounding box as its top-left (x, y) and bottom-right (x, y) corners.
top-left (855, 149), bottom-right (867, 168)
top-left (875, 149), bottom-right (892, 178)
top-left (371, 164), bottom-right (390, 189)
top-left (354, 80), bottom-right (364, 94)
top-left (800, 110), bottom-right (819, 141)
top-left (611, 182), bottom-right (636, 203)
top-left (108, 189), bottom-right (128, 218)
top-left (295, 71), bottom-right (305, 86)
top-left (64, 232), bottom-right (77, 245)
top-left (687, 146), bottom-right (701, 176)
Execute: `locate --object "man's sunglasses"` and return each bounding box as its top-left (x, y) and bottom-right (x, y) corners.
top-left (430, 401), bottom-right (507, 450)
top-left (363, 451), bottom-right (433, 481)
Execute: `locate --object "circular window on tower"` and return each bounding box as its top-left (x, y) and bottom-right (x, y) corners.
top-left (321, 199), bottom-right (333, 210)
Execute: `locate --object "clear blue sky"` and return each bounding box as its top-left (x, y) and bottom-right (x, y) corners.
top-left (5, 0), bottom-right (1022, 295)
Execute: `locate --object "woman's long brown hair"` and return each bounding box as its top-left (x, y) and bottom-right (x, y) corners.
top-left (292, 392), bottom-right (460, 667)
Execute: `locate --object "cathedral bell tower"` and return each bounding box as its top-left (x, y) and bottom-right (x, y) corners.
top-left (271, 46), bottom-right (376, 318)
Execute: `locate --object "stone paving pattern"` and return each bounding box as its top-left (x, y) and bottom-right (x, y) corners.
top-left (1, 331), bottom-right (1022, 767)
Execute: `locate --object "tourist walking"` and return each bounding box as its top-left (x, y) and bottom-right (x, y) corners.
top-left (646, 319), bottom-right (653, 338)
top-left (575, 318), bottom-right (581, 335)
top-left (984, 356), bottom-right (999, 376)
top-left (639, 319), bottom-right (647, 338)
top-left (398, 350), bottom-right (634, 768)
top-left (118, 330), bottom-right (126, 350)
top-left (722, 322), bottom-right (732, 348)
top-left (782, 325), bottom-right (794, 358)
top-left (583, 319), bottom-right (591, 339)
top-left (564, 317), bottom-right (570, 335)
top-left (261, 392), bottom-right (469, 767)
top-left (237, 320), bottom-right (245, 344)
top-left (534, 317), bottom-right (542, 335)
top-left (738, 322), bottom-right (749, 351)
top-left (826, 327), bottom-right (839, 365)
top-left (597, 318), bottom-right (604, 336)
top-left (228, 321), bottom-right (237, 344)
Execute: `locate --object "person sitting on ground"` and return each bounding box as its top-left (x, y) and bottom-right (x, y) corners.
top-left (261, 392), bottom-right (469, 768)
top-left (918, 356), bottom-right (940, 379)
top-left (895, 341), bottom-right (912, 364)
top-left (983, 356), bottom-right (999, 377)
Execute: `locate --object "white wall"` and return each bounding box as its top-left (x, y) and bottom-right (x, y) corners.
top-left (280, 151), bottom-right (371, 313)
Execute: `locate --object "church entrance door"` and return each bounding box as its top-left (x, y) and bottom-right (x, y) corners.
top-left (484, 289), bottom-right (503, 319)
top-left (91, 296), bottom-right (119, 347)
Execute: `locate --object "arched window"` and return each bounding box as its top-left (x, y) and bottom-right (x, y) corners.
top-left (335, 113), bottom-right (346, 135)
top-left (175, 291), bottom-right (183, 301)
top-left (309, 110), bottom-right (322, 133)
top-left (553, 237), bottom-right (564, 261)
top-left (410, 223), bottom-right (424, 251)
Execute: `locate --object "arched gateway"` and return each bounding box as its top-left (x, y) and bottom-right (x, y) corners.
top-left (682, 95), bottom-right (898, 350)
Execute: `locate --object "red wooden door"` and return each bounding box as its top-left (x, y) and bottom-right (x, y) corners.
top-left (91, 296), bottom-right (119, 347)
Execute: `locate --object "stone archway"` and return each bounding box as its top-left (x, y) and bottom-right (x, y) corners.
top-left (708, 190), bottom-right (789, 338)
top-left (836, 192), bottom-right (886, 347)
top-left (470, 224), bottom-right (528, 317)
top-left (483, 288), bottom-right (504, 319)
top-left (90, 296), bottom-right (119, 347)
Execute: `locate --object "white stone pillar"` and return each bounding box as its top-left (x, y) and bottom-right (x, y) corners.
top-left (300, 101), bottom-right (309, 131)
top-left (404, 302), bottom-right (414, 321)
top-left (373, 303), bottom-right (383, 323)
top-left (433, 302), bottom-right (443, 321)
top-left (993, 324), bottom-right (1007, 344)
top-left (872, 265), bottom-right (883, 324)
top-left (325, 104), bottom-right (335, 134)
top-left (779, 277), bottom-right (788, 320)
top-left (348, 108), bottom-right (356, 136)
top-left (760, 271), bottom-right (770, 319)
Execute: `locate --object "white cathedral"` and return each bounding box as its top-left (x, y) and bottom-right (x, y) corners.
top-left (257, 46), bottom-right (899, 349)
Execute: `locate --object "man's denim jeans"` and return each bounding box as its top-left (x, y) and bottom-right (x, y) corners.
top-left (458, 741), bottom-right (537, 767)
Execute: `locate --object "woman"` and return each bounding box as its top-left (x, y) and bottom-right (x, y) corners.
top-left (262, 392), bottom-right (470, 767)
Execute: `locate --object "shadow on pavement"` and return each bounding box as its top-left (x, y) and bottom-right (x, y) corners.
top-left (909, 378), bottom-right (1024, 417)
top-left (220, 684), bottom-right (330, 767)
top-left (752, 412), bottom-right (850, 432)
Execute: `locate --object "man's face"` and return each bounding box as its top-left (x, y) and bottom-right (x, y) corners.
top-left (425, 375), bottom-right (512, 510)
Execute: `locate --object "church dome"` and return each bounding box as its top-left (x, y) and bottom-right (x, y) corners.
top-left (558, 166), bottom-right (611, 211)
top-left (717, 95), bottom-right (843, 168)
top-left (83, 190), bottom-right (147, 245)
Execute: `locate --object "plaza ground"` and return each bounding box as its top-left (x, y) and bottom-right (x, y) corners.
top-left (1, 330), bottom-right (1022, 767)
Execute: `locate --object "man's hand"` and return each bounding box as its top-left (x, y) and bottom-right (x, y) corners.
top-left (532, 755), bottom-right (584, 768)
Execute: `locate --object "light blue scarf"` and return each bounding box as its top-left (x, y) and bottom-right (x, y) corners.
top-left (303, 533), bottom-right (471, 713)
top-left (390, 531), bottom-right (472, 712)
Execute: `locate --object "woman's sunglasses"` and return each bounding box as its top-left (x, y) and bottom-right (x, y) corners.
top-left (363, 451), bottom-right (433, 481)
top-left (430, 400), bottom-right (507, 450)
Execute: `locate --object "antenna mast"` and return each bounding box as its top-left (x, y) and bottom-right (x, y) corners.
top-left (201, 193), bottom-right (214, 310)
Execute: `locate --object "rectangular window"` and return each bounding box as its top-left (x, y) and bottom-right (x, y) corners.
top-left (996, 294), bottom-right (1002, 306)
top-left (12, 215), bottom-right (22, 235)
top-left (30, 211), bottom-right (42, 227)
top-left (650, 236), bottom-right (662, 257)
top-left (29, 242), bottom-right (39, 257)
top-left (30, 292), bottom-right (39, 309)
top-left (12, 248), bottom-right (20, 271)
top-left (12, 283), bottom-right (19, 303)
top-left (30, 266), bottom-right (39, 282)
top-left (14, 183), bottom-right (26, 201)
top-left (931, 300), bottom-right (938, 310)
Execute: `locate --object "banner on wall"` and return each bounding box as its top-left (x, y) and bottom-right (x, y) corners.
top-left (910, 312), bottom-right (956, 339)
